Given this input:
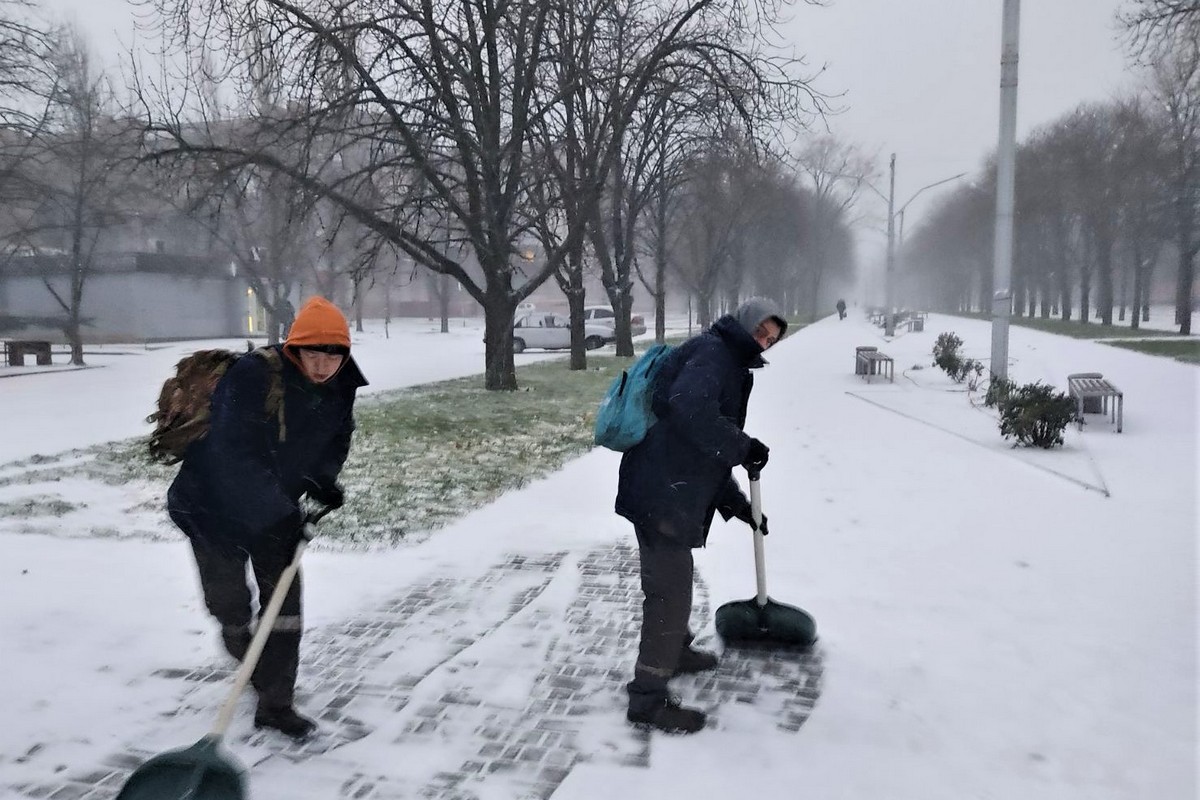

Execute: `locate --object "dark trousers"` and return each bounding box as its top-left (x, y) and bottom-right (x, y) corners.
top-left (190, 536), bottom-right (303, 710)
top-left (627, 526), bottom-right (695, 714)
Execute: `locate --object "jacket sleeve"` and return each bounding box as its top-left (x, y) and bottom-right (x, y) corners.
top-left (307, 403), bottom-right (356, 489)
top-left (205, 355), bottom-right (297, 533)
top-left (715, 476), bottom-right (752, 521)
top-left (662, 347), bottom-right (752, 468)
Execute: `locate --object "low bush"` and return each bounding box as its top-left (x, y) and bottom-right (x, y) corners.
top-left (932, 332), bottom-right (963, 375)
top-left (932, 332), bottom-right (985, 387)
top-left (997, 381), bottom-right (1077, 448)
top-left (983, 375), bottom-right (1015, 408)
top-left (952, 358), bottom-right (986, 389)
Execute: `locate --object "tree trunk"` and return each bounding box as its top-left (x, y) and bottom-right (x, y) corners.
top-left (1096, 233), bottom-right (1114, 326)
top-left (66, 319), bottom-right (84, 366)
top-left (1130, 239), bottom-right (1144, 330)
top-left (1177, 246), bottom-right (1196, 335)
top-left (564, 251), bottom-right (587, 371)
top-left (439, 272), bottom-right (451, 334)
top-left (696, 288), bottom-right (715, 328)
top-left (353, 276), bottom-right (365, 333)
top-left (654, 255), bottom-right (666, 343)
top-left (482, 293), bottom-right (518, 391)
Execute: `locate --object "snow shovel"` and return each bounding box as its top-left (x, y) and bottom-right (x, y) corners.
top-left (715, 472), bottom-right (817, 647)
top-left (114, 507), bottom-right (332, 800)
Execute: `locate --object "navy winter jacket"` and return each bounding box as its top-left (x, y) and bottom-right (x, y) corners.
top-left (615, 315), bottom-right (763, 547)
top-left (168, 344), bottom-right (367, 550)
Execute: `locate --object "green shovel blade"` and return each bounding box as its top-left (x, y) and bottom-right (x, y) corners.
top-left (115, 736), bottom-right (247, 800)
top-left (715, 597), bottom-right (818, 647)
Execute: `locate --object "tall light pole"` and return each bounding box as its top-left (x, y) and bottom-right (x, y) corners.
top-left (991, 0), bottom-right (1021, 380)
top-left (884, 154), bottom-right (897, 335)
top-left (875, 158), bottom-right (967, 336)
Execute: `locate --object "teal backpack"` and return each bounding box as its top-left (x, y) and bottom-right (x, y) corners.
top-left (594, 343), bottom-right (673, 452)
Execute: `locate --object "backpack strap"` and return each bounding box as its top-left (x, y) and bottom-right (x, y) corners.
top-left (251, 347), bottom-right (287, 443)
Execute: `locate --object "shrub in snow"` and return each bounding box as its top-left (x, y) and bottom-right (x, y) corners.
top-left (983, 375), bottom-right (1015, 408)
top-left (932, 332), bottom-right (983, 386)
top-left (932, 332), bottom-right (964, 377)
top-left (997, 381), bottom-right (1076, 448)
top-left (953, 358), bottom-right (985, 389)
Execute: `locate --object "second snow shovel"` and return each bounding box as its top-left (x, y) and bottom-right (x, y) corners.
top-left (715, 472), bottom-right (817, 647)
top-left (114, 506), bottom-right (332, 800)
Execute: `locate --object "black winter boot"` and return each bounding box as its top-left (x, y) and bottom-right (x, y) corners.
top-left (626, 697), bottom-right (706, 734)
top-left (254, 705), bottom-right (317, 739)
top-left (674, 645), bottom-right (718, 676)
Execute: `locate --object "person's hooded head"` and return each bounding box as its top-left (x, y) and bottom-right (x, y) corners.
top-left (733, 297), bottom-right (788, 351)
top-left (284, 296), bottom-right (351, 383)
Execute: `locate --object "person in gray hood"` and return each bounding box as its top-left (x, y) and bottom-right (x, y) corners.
top-left (615, 296), bottom-right (787, 733)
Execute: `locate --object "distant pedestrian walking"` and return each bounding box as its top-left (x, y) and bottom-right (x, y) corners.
top-left (836, 298), bottom-right (847, 320)
top-left (614, 297), bottom-right (785, 734)
top-left (167, 296), bottom-right (367, 739)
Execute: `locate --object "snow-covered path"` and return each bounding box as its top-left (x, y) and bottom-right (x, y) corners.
top-left (1, 312), bottom-right (1195, 800)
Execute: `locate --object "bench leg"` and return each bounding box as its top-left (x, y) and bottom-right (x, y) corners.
top-left (1117, 396), bottom-right (1123, 433)
top-left (1076, 396), bottom-right (1084, 431)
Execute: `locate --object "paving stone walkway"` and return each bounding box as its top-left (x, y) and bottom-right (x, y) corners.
top-left (9, 541), bottom-right (823, 800)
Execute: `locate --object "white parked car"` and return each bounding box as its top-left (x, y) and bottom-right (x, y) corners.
top-left (583, 305), bottom-right (647, 337)
top-left (512, 312), bottom-right (614, 353)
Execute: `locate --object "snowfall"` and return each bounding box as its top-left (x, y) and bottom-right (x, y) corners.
top-left (0, 308), bottom-right (1195, 800)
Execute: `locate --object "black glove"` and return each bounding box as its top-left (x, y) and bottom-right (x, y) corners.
top-left (742, 438), bottom-right (770, 472)
top-left (735, 507), bottom-right (769, 536)
top-left (305, 479), bottom-right (345, 510)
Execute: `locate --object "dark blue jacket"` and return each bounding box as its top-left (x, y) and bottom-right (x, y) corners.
top-left (168, 345), bottom-right (367, 550)
top-left (615, 315), bottom-right (762, 547)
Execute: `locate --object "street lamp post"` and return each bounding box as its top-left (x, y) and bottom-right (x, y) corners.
top-left (990, 0), bottom-right (1021, 381)
top-left (884, 154), bottom-right (897, 335)
top-left (873, 157), bottom-right (967, 337)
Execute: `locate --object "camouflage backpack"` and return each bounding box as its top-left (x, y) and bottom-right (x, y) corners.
top-left (146, 345), bottom-right (286, 465)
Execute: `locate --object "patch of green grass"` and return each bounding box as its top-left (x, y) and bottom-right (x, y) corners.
top-left (328, 355), bottom-right (631, 544)
top-left (947, 311), bottom-right (1181, 339)
top-left (1103, 338), bottom-right (1200, 364)
top-left (0, 495), bottom-right (78, 519)
top-left (5, 327), bottom-right (805, 546)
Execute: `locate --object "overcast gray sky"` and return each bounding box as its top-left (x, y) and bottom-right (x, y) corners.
top-left (42, 0), bottom-right (1137, 259)
top-left (782, 0), bottom-right (1135, 243)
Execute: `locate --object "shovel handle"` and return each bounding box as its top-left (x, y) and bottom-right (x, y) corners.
top-left (749, 473), bottom-right (769, 606)
top-left (209, 507), bottom-right (330, 739)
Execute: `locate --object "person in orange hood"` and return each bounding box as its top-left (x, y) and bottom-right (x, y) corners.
top-left (168, 296), bottom-right (367, 739)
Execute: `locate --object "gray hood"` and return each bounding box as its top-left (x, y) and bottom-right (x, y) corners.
top-left (733, 296), bottom-right (788, 340)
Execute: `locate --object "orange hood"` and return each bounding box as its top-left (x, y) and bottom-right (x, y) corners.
top-left (285, 297), bottom-right (351, 350)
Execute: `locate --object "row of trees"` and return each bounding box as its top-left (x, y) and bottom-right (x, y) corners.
top-left (1, 0), bottom-right (862, 384)
top-left (133, 0), bottom-right (857, 388)
top-left (900, 2), bottom-right (1199, 334)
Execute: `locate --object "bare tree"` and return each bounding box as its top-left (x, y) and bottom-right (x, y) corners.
top-left (792, 134), bottom-right (871, 319)
top-left (1, 28), bottom-right (138, 364)
top-left (138, 0), bottom-right (825, 387)
top-left (669, 131), bottom-right (764, 325)
top-left (1147, 36), bottom-right (1200, 333)
top-left (138, 0), bottom-right (569, 389)
top-left (1110, 97), bottom-right (1171, 327)
top-left (1121, 0), bottom-right (1200, 59)
top-left (0, 0), bottom-right (52, 232)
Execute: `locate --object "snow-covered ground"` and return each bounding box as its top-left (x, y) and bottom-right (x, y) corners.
top-left (0, 311), bottom-right (1195, 799)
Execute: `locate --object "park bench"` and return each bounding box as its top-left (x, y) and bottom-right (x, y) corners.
top-left (855, 345), bottom-right (894, 383)
top-left (1067, 372), bottom-right (1123, 433)
top-left (3, 340), bottom-right (53, 367)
